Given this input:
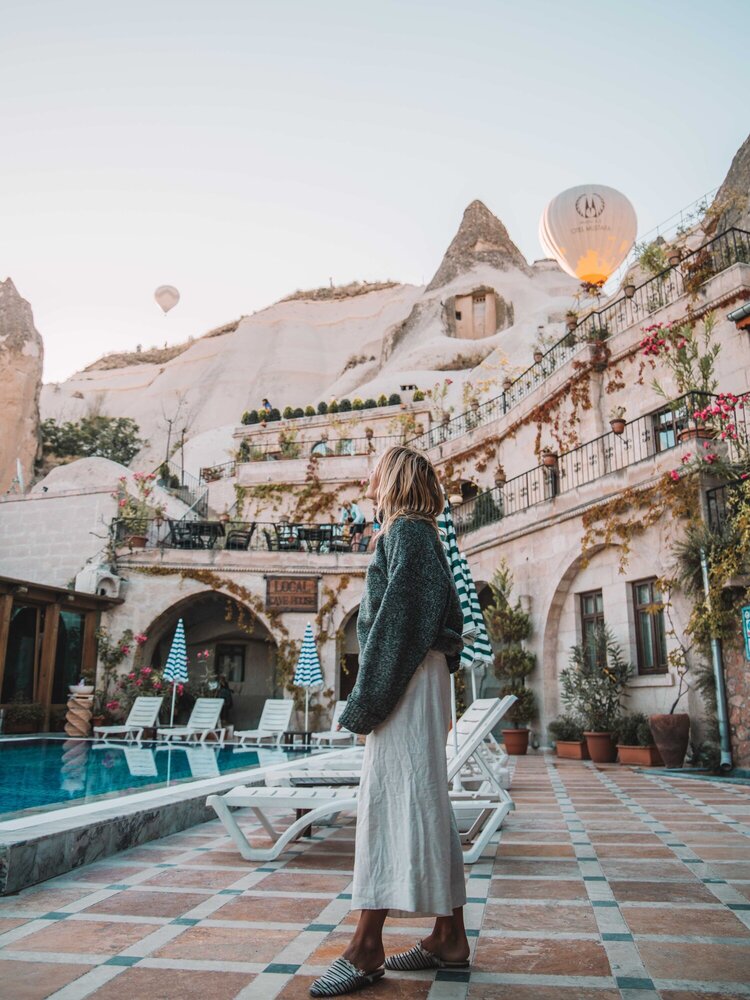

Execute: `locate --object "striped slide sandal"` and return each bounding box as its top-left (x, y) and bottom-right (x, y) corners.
top-left (385, 940), bottom-right (470, 971)
top-left (309, 957), bottom-right (385, 997)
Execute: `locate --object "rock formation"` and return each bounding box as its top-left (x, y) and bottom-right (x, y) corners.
top-left (710, 131), bottom-right (750, 234)
top-left (427, 199), bottom-right (533, 290)
top-left (0, 278), bottom-right (43, 493)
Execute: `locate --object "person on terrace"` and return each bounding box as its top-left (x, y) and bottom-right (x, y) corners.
top-left (310, 446), bottom-right (468, 998)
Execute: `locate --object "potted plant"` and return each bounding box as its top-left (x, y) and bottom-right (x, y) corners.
top-left (112, 472), bottom-right (162, 547)
top-left (548, 715), bottom-right (588, 759)
top-left (364, 426), bottom-right (374, 440)
top-left (560, 624), bottom-right (633, 763)
top-left (565, 310), bottom-right (578, 333)
top-left (533, 346), bottom-right (544, 364)
top-left (609, 405), bottom-right (627, 435)
top-left (502, 376), bottom-right (513, 392)
top-left (623, 275), bottom-right (637, 299)
top-left (494, 464), bottom-right (507, 488)
top-left (5, 698), bottom-right (45, 734)
top-left (614, 713), bottom-right (663, 766)
top-left (484, 562), bottom-right (537, 755)
top-left (667, 246), bottom-right (682, 267)
top-left (541, 446), bottom-right (558, 468)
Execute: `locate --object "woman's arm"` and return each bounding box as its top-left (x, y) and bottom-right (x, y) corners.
top-left (338, 520), bottom-right (452, 734)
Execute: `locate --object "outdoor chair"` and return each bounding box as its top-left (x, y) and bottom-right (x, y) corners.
top-left (310, 700), bottom-right (357, 747)
top-left (234, 699), bottom-right (294, 746)
top-left (225, 523), bottom-right (256, 550)
top-left (208, 695), bottom-right (515, 864)
top-left (93, 696), bottom-right (164, 742)
top-left (156, 698), bottom-right (226, 745)
top-left (167, 519), bottom-right (195, 549)
top-left (156, 743), bottom-right (221, 779)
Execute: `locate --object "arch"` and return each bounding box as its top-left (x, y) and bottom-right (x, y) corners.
top-left (337, 603), bottom-right (360, 700)
top-left (139, 589), bottom-right (279, 730)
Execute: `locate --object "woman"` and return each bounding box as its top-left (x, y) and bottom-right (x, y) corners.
top-left (310, 446), bottom-right (469, 998)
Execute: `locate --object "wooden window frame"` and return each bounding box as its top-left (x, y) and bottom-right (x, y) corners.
top-left (632, 578), bottom-right (668, 675)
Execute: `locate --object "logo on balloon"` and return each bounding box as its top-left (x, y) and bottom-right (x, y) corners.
top-left (575, 193), bottom-right (605, 220)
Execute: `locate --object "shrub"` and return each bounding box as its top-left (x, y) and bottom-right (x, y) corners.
top-left (352, 398), bottom-right (364, 410)
top-left (560, 624), bottom-right (633, 732)
top-left (269, 407), bottom-right (281, 421)
top-left (282, 406), bottom-right (295, 419)
top-left (293, 407), bottom-right (305, 418)
top-left (413, 389), bottom-right (425, 401)
top-left (339, 398), bottom-right (352, 411)
top-left (484, 562), bottom-right (536, 727)
top-left (470, 490), bottom-right (502, 531)
top-left (363, 398), bottom-right (377, 409)
top-left (376, 393), bottom-right (389, 407)
top-left (304, 405), bottom-right (316, 417)
top-left (41, 415), bottom-right (143, 465)
top-left (328, 400), bottom-right (339, 414)
top-left (241, 409), bottom-right (259, 425)
top-left (548, 715), bottom-right (584, 742)
top-left (317, 401), bottom-right (328, 415)
top-left (388, 392), bottom-right (401, 406)
top-left (238, 440), bottom-right (250, 462)
top-left (614, 712), bottom-right (653, 747)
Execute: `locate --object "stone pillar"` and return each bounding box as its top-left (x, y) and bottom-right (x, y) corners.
top-left (65, 685), bottom-right (95, 738)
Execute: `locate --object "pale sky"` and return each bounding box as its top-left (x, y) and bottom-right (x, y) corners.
top-left (2, 0), bottom-right (748, 383)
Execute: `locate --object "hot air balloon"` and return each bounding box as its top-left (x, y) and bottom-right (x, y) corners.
top-left (539, 185), bottom-right (637, 286)
top-left (154, 285), bottom-right (180, 315)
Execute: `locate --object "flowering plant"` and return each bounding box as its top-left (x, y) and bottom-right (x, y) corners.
top-left (108, 664), bottom-right (167, 720)
top-left (640, 313), bottom-right (720, 403)
top-left (111, 472), bottom-right (166, 534)
top-left (93, 628), bottom-right (148, 717)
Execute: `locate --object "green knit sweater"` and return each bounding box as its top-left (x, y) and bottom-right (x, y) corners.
top-left (339, 516), bottom-right (464, 735)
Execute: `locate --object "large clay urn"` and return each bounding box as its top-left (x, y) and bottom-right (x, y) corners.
top-left (649, 713), bottom-right (690, 768)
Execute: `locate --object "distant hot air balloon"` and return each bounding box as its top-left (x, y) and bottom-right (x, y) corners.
top-left (539, 185), bottom-right (637, 285)
top-left (154, 285), bottom-right (180, 315)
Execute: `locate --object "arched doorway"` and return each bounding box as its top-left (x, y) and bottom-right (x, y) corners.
top-left (338, 605), bottom-right (360, 700)
top-left (142, 591), bottom-right (279, 729)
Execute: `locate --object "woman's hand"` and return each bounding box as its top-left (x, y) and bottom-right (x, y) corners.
top-left (335, 723), bottom-right (342, 731)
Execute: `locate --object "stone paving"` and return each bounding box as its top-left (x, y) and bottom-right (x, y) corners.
top-left (0, 754), bottom-right (749, 1000)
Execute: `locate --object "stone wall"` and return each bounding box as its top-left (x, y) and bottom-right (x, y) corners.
top-left (723, 633), bottom-right (750, 769)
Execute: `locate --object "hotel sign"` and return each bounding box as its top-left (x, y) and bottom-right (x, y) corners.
top-left (266, 576), bottom-right (319, 613)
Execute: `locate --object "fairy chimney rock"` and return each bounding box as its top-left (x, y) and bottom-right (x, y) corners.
top-left (711, 131), bottom-right (750, 234)
top-left (0, 278), bottom-right (44, 492)
top-left (427, 199), bottom-right (532, 290)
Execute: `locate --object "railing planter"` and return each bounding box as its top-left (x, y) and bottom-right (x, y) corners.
top-left (667, 248), bottom-right (682, 267)
top-left (494, 466), bottom-right (507, 488)
top-left (565, 312), bottom-right (578, 332)
top-left (610, 418), bottom-right (626, 435)
top-left (365, 427), bottom-right (374, 440)
top-left (541, 450), bottom-right (558, 468)
top-left (623, 282), bottom-right (636, 299)
top-left (533, 350), bottom-right (543, 364)
top-left (127, 533), bottom-right (148, 549)
top-left (502, 376), bottom-right (513, 392)
top-left (677, 424), bottom-right (717, 444)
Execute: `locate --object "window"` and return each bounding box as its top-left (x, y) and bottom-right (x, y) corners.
top-left (455, 311), bottom-right (462, 321)
top-left (216, 644), bottom-right (245, 683)
top-left (580, 590), bottom-right (604, 668)
top-left (473, 295), bottom-right (486, 329)
top-left (652, 404), bottom-right (687, 453)
top-left (632, 579), bottom-right (667, 674)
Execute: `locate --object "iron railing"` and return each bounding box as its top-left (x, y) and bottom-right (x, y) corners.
top-left (410, 227), bottom-right (750, 452)
top-left (156, 462), bottom-right (208, 518)
top-left (454, 391), bottom-right (750, 537)
top-left (112, 517), bottom-right (374, 554)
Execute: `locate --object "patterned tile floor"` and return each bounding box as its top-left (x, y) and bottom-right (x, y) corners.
top-left (1, 754), bottom-right (749, 1000)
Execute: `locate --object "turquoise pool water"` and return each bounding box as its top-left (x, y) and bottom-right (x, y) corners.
top-left (0, 738), bottom-right (302, 818)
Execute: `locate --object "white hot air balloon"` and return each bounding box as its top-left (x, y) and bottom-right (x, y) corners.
top-left (539, 185), bottom-right (637, 285)
top-left (154, 285), bottom-right (180, 315)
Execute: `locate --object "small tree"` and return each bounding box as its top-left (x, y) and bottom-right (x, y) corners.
top-left (377, 393), bottom-right (389, 407)
top-left (282, 406), bottom-right (294, 419)
top-left (293, 407), bottom-right (305, 418)
top-left (484, 562), bottom-right (536, 727)
top-left (241, 409), bottom-right (259, 425)
top-left (560, 624), bottom-right (633, 732)
top-left (317, 401), bottom-right (328, 415)
top-left (339, 398), bottom-right (352, 411)
top-left (304, 405), bottom-right (316, 417)
top-left (388, 392), bottom-right (401, 406)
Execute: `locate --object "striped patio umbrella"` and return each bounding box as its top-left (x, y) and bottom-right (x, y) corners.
top-left (163, 617), bottom-right (189, 726)
top-left (294, 623), bottom-right (324, 731)
top-left (438, 501), bottom-right (494, 699)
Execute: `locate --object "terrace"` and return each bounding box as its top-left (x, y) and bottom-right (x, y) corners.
top-left (1, 755), bottom-right (748, 999)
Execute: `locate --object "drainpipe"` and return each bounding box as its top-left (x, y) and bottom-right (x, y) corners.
top-left (699, 547), bottom-right (733, 771)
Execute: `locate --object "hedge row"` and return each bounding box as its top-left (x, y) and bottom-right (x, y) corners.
top-left (241, 390), bottom-right (425, 425)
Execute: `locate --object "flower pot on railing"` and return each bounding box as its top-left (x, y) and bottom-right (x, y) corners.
top-left (677, 423), bottom-right (717, 444)
top-left (441, 413), bottom-right (451, 427)
top-left (470, 398), bottom-right (480, 413)
top-left (128, 534), bottom-right (148, 549)
top-left (623, 283), bottom-right (636, 299)
top-left (541, 450), bottom-right (558, 468)
top-left (610, 418), bottom-right (627, 435)
top-left (649, 713), bottom-right (690, 768)
top-left (584, 731), bottom-right (617, 763)
top-left (502, 377), bottom-right (513, 392)
top-left (494, 467), bottom-right (507, 488)
top-left (566, 314), bottom-right (578, 332)
top-left (533, 350), bottom-right (543, 364)
top-left (668, 248), bottom-right (682, 267)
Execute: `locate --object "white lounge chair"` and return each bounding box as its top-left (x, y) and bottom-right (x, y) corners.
top-left (310, 700), bottom-right (357, 747)
top-left (155, 743), bottom-right (222, 779)
top-left (93, 696), bottom-right (164, 743)
top-left (233, 699), bottom-right (294, 746)
top-left (123, 747), bottom-right (158, 777)
top-left (207, 695), bottom-right (515, 864)
top-left (156, 698), bottom-right (226, 745)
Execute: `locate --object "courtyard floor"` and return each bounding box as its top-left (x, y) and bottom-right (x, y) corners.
top-left (0, 754), bottom-right (749, 1000)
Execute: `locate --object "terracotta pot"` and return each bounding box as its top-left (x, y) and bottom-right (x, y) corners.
top-left (555, 740), bottom-right (589, 760)
top-left (649, 713), bottom-right (690, 768)
top-left (533, 351), bottom-right (543, 363)
top-left (503, 728), bottom-right (529, 755)
top-left (617, 744), bottom-right (664, 767)
top-left (623, 283), bottom-right (636, 299)
top-left (610, 419), bottom-right (626, 435)
top-left (584, 731), bottom-right (617, 763)
top-left (503, 379), bottom-right (513, 392)
top-left (668, 250), bottom-right (682, 266)
top-left (128, 534), bottom-right (148, 549)
top-left (566, 317), bottom-right (577, 332)
top-left (541, 453), bottom-right (558, 468)
top-left (678, 426), bottom-right (717, 444)
top-left (494, 474), bottom-right (507, 488)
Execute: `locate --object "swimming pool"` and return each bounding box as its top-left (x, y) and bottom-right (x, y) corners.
top-left (0, 738), bottom-right (304, 819)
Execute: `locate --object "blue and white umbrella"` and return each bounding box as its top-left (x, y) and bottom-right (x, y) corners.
top-left (294, 623), bottom-right (324, 730)
top-left (163, 617), bottom-right (189, 726)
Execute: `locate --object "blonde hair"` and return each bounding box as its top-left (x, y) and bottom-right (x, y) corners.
top-left (374, 446), bottom-right (444, 536)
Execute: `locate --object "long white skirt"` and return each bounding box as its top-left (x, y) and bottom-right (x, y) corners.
top-left (350, 649), bottom-right (467, 917)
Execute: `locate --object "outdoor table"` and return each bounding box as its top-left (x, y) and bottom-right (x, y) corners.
top-left (281, 729), bottom-right (313, 748)
top-left (296, 525), bottom-right (335, 553)
top-left (186, 520), bottom-right (225, 549)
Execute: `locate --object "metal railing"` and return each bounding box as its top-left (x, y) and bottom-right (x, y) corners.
top-left (410, 227), bottom-right (750, 452)
top-left (156, 462), bottom-right (208, 518)
top-left (453, 391), bottom-right (750, 537)
top-left (112, 517), bottom-right (375, 555)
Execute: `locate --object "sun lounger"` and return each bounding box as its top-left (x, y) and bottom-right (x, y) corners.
top-left (233, 699), bottom-right (294, 746)
top-left (207, 695), bottom-right (515, 864)
top-left (310, 700), bottom-right (357, 747)
top-left (156, 698), bottom-right (226, 745)
top-left (93, 696), bottom-right (164, 743)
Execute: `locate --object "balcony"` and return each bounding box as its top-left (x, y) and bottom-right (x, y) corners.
top-left (410, 227), bottom-right (750, 453)
top-left (453, 391), bottom-right (749, 538)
